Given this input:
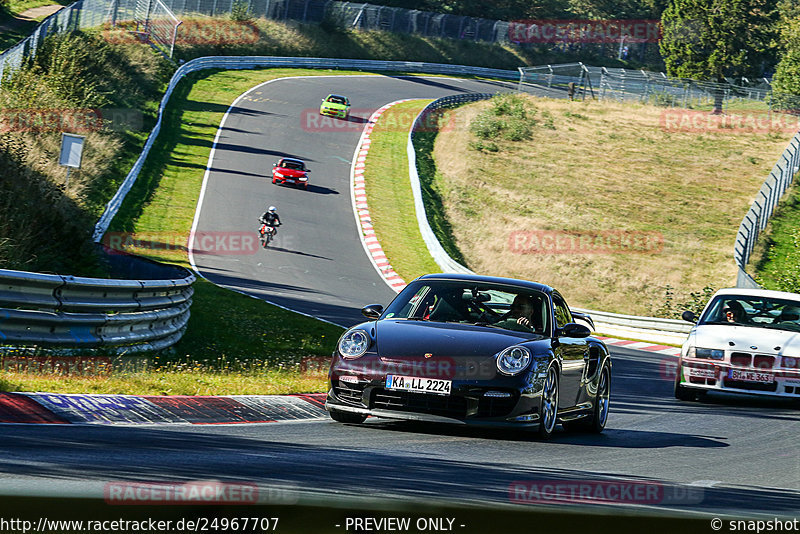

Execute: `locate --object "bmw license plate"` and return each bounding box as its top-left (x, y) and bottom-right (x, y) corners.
top-left (386, 375), bottom-right (451, 395)
top-left (728, 369), bottom-right (774, 383)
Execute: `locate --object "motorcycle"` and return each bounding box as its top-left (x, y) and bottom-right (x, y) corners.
top-left (258, 220), bottom-right (279, 248)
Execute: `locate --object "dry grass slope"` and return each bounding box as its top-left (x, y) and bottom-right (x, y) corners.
top-left (433, 96), bottom-right (792, 316)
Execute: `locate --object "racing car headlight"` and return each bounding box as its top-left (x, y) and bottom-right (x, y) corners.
top-left (694, 347), bottom-right (724, 360)
top-left (299, 176), bottom-right (308, 181)
top-left (338, 329), bottom-right (370, 359)
top-left (274, 171), bottom-right (284, 178)
top-left (496, 345), bottom-right (532, 375)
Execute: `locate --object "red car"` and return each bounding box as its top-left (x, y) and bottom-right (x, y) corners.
top-left (272, 158), bottom-right (310, 189)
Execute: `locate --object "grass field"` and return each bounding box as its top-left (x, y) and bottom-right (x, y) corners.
top-left (752, 183), bottom-right (800, 293)
top-left (362, 99), bottom-right (442, 282)
top-left (429, 95), bottom-right (793, 317)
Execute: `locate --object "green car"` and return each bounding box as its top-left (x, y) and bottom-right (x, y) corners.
top-left (319, 94), bottom-right (350, 119)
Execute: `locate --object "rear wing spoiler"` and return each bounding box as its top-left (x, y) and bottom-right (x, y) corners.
top-left (571, 311), bottom-right (595, 332)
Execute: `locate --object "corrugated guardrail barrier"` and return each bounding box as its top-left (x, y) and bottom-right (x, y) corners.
top-left (0, 260), bottom-right (194, 352)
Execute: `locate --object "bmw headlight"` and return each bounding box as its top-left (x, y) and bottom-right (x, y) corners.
top-left (338, 329), bottom-right (370, 359)
top-left (496, 345), bottom-right (532, 375)
top-left (274, 171), bottom-right (284, 178)
top-left (694, 347), bottom-right (724, 360)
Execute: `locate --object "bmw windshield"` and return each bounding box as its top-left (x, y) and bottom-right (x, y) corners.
top-left (699, 295), bottom-right (800, 332)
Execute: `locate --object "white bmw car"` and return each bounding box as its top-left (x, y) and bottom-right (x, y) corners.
top-left (676, 288), bottom-right (800, 400)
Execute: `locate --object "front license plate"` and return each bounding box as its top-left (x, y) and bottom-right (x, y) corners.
top-left (285, 179), bottom-right (295, 184)
top-left (386, 375), bottom-right (451, 395)
top-left (688, 367), bottom-right (716, 379)
top-left (728, 369), bottom-right (774, 383)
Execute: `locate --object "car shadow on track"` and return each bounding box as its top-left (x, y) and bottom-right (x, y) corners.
top-left (304, 184), bottom-right (339, 195)
top-left (266, 246), bottom-right (333, 261)
top-left (345, 115), bottom-right (371, 124)
top-left (359, 419), bottom-right (728, 449)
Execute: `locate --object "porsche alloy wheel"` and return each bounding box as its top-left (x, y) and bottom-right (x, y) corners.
top-left (594, 366), bottom-right (610, 431)
top-left (563, 364), bottom-right (610, 433)
top-left (537, 366), bottom-right (559, 439)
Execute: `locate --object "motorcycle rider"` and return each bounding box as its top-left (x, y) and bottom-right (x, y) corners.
top-left (260, 206), bottom-right (282, 236)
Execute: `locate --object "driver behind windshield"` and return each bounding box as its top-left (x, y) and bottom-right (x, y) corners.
top-left (720, 300), bottom-right (748, 324)
top-left (492, 295), bottom-right (540, 333)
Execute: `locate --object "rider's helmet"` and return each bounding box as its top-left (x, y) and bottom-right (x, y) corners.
top-left (268, 206), bottom-right (277, 213)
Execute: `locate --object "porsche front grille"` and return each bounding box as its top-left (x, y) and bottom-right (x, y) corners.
top-left (333, 382), bottom-right (364, 405)
top-left (370, 388), bottom-right (467, 419)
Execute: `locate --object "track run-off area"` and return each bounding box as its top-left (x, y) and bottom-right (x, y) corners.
top-left (2, 75), bottom-right (799, 529)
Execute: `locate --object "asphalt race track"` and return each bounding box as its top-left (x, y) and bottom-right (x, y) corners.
top-left (189, 75), bottom-right (526, 326)
top-left (1, 348), bottom-right (798, 522)
top-left (1, 75), bottom-right (798, 528)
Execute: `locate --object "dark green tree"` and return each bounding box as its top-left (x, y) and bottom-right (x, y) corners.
top-left (567, 0), bottom-right (668, 19)
top-left (773, 0), bottom-right (800, 96)
top-left (660, 0), bottom-right (777, 110)
top-left (375, 0), bottom-right (570, 20)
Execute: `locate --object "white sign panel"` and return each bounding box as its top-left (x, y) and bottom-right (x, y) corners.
top-left (59, 133), bottom-right (85, 168)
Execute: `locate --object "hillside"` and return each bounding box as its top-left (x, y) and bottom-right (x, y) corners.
top-left (429, 94), bottom-right (791, 316)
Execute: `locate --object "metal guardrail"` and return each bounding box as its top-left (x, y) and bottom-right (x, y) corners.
top-left (406, 94), bottom-right (693, 339)
top-left (406, 92), bottom-right (494, 275)
top-left (734, 131), bottom-right (800, 289)
top-left (92, 56), bottom-right (519, 240)
top-left (0, 266), bottom-right (194, 352)
top-left (518, 63), bottom-right (774, 109)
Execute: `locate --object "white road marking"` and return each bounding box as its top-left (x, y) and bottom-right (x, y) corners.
top-left (688, 480), bottom-right (721, 487)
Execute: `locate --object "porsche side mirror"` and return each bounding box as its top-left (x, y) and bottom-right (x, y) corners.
top-left (362, 304), bottom-right (383, 319)
top-left (559, 323), bottom-right (591, 338)
top-left (681, 310), bottom-right (698, 323)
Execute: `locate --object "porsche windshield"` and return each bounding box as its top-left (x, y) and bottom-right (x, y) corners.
top-left (383, 281), bottom-right (549, 335)
top-left (699, 295), bottom-right (800, 332)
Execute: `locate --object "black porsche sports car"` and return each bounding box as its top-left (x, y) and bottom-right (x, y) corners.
top-left (325, 273), bottom-right (611, 438)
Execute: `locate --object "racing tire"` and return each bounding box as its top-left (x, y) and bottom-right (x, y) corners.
top-left (674, 372), bottom-right (697, 401)
top-left (329, 409), bottom-right (367, 424)
top-left (536, 366), bottom-right (559, 439)
top-left (564, 365), bottom-right (610, 434)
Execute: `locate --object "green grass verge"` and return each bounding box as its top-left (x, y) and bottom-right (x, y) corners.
top-left (752, 182), bottom-right (800, 292)
top-left (0, 366), bottom-right (326, 395)
top-left (362, 99), bottom-right (442, 282)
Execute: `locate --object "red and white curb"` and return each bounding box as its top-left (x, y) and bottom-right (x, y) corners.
top-left (596, 336), bottom-right (681, 357)
top-left (352, 100), bottom-right (415, 293)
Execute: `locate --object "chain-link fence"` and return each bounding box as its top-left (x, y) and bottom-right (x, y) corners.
top-left (0, 0), bottom-right (182, 86)
top-left (0, 0), bottom-right (121, 84)
top-left (519, 63), bottom-right (774, 109)
top-left (735, 132), bottom-right (800, 288)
